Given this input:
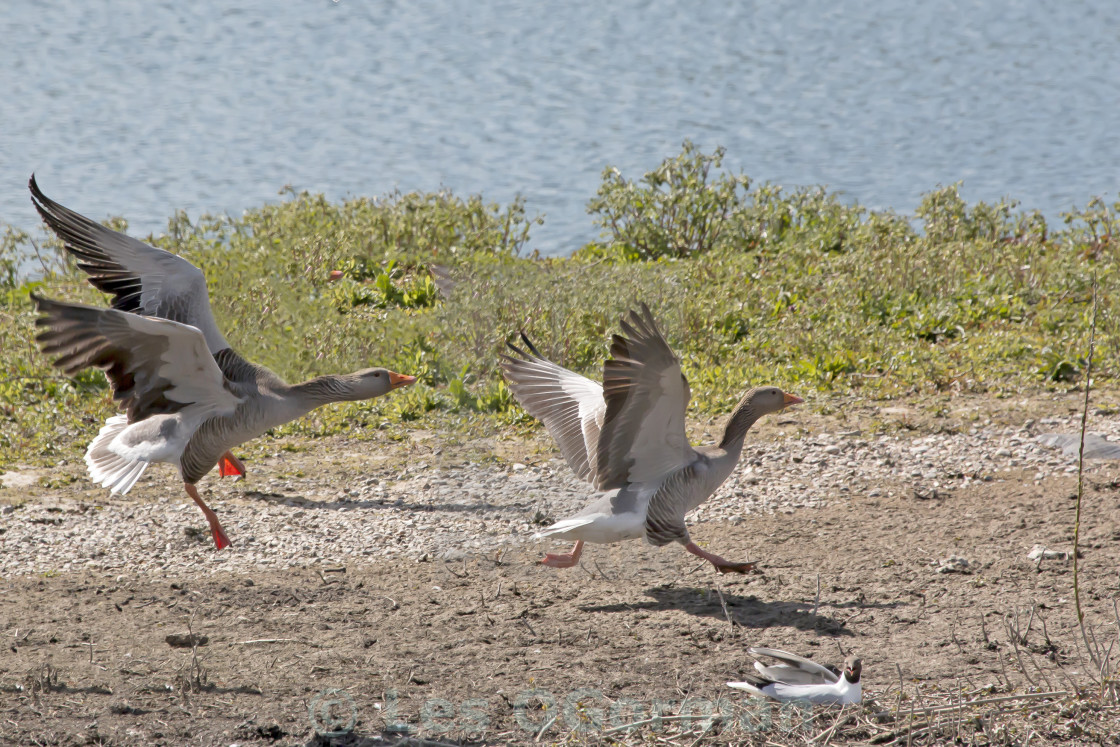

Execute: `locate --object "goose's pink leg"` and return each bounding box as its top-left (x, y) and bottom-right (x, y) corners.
top-left (685, 541), bottom-right (755, 574)
top-left (185, 483), bottom-right (231, 550)
top-left (218, 451), bottom-right (246, 479)
top-left (541, 540), bottom-right (584, 568)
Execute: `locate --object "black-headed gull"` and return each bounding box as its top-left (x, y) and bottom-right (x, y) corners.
top-left (727, 647), bottom-right (862, 704)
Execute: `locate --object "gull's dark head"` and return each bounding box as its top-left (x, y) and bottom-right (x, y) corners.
top-left (843, 656), bottom-right (862, 683)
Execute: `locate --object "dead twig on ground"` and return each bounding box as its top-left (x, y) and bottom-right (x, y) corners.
top-left (713, 581), bottom-right (735, 633)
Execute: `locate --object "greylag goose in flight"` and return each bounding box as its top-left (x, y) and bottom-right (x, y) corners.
top-left (29, 176), bottom-right (415, 549)
top-left (501, 303), bottom-right (801, 573)
top-left (727, 647), bottom-right (862, 704)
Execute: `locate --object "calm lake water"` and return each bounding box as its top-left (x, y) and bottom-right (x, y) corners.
top-left (3, 0), bottom-right (1119, 257)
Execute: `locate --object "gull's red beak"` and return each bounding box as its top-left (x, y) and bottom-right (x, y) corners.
top-left (783, 392), bottom-right (804, 407)
top-left (389, 372), bottom-right (417, 390)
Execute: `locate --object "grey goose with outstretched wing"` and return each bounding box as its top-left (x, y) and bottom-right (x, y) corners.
top-left (501, 303), bottom-right (802, 573)
top-left (29, 177), bottom-right (416, 549)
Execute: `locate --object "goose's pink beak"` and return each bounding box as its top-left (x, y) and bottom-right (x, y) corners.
top-left (388, 372), bottom-right (417, 390)
top-left (783, 392), bottom-right (804, 407)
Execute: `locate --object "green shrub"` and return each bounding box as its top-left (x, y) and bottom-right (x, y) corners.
top-left (586, 140), bottom-right (750, 259)
top-left (2, 157), bottom-right (1119, 471)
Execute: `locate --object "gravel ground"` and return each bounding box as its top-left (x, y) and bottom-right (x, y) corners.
top-left (5, 393), bottom-right (1120, 745)
top-left (3, 396), bottom-right (1117, 579)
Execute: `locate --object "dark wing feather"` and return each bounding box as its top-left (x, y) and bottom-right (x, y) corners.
top-left (212, 346), bottom-right (284, 389)
top-left (29, 175), bottom-right (230, 353)
top-left (595, 303), bottom-right (694, 489)
top-left (32, 293), bottom-right (239, 422)
top-left (643, 462), bottom-right (704, 546)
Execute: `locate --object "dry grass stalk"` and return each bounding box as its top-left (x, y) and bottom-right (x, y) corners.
top-left (1073, 278), bottom-right (1099, 667)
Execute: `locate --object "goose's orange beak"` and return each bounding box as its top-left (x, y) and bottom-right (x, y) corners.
top-left (389, 372), bottom-right (417, 390)
top-left (782, 392), bottom-right (804, 407)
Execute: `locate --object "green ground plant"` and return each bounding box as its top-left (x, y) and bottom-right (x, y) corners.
top-left (1, 143), bottom-right (1117, 470)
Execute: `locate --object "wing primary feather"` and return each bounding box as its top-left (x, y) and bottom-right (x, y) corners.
top-left (518, 331), bottom-right (545, 358)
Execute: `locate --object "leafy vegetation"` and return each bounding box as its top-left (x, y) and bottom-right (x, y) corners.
top-left (2, 143), bottom-right (1118, 470)
top-left (586, 140), bottom-right (751, 260)
top-left (326, 259), bottom-right (440, 312)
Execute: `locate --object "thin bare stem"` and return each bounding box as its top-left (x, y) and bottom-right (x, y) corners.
top-left (1074, 278), bottom-right (1099, 666)
top-left (713, 581), bottom-right (736, 634)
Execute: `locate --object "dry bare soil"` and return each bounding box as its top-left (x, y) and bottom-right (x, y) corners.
top-left (3, 393), bottom-right (1120, 746)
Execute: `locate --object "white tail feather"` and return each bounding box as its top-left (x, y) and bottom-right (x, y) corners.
top-left (84, 415), bottom-right (150, 494)
top-left (114, 461), bottom-right (149, 494)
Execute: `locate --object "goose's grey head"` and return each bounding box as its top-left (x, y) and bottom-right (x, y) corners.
top-left (843, 656), bottom-right (862, 683)
top-left (720, 386), bottom-right (805, 448)
top-left (351, 368), bottom-right (416, 399)
top-left (746, 386), bottom-right (804, 416)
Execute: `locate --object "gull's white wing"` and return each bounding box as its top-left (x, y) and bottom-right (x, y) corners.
top-left (1037, 433), bottom-right (1120, 460)
top-left (748, 647), bottom-right (840, 684)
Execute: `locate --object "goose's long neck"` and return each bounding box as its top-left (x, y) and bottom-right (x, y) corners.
top-left (287, 375), bottom-right (360, 408)
top-left (718, 398), bottom-right (764, 452)
top-left (230, 374), bottom-right (364, 438)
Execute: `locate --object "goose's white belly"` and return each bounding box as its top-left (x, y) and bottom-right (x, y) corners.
top-left (536, 485), bottom-right (656, 544)
top-left (563, 508), bottom-right (648, 544)
top-left (110, 413), bottom-right (197, 465)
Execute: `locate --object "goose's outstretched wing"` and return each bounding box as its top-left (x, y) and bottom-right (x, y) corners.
top-left (501, 333), bottom-right (605, 484)
top-left (33, 293), bottom-right (240, 422)
top-left (596, 303), bottom-right (694, 490)
top-left (29, 175), bottom-right (230, 354)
